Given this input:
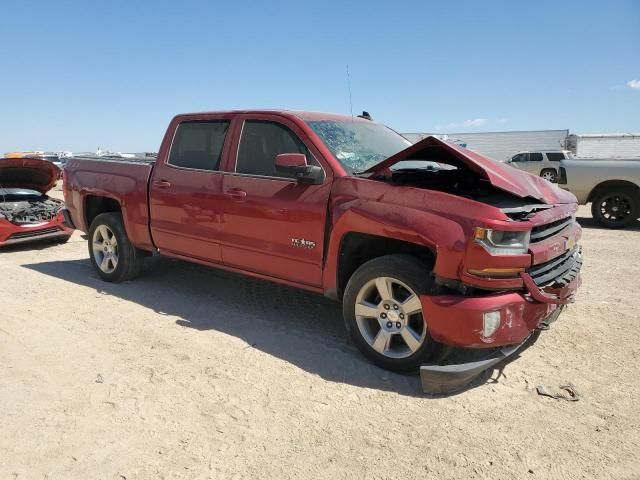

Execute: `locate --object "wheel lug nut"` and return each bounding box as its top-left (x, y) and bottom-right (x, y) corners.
top-left (399, 313), bottom-right (404, 319)
top-left (393, 304), bottom-right (399, 310)
top-left (381, 313), bottom-right (387, 319)
top-left (396, 322), bottom-right (401, 329)
top-left (384, 304), bottom-right (390, 310)
top-left (386, 321), bottom-right (393, 328)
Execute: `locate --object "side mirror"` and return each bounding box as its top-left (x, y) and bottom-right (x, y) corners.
top-left (275, 153), bottom-right (324, 184)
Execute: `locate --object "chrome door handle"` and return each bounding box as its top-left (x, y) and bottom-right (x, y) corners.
top-left (153, 180), bottom-right (172, 188)
top-left (224, 188), bottom-right (247, 199)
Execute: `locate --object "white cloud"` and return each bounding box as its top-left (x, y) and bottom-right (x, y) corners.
top-left (496, 117), bottom-right (508, 124)
top-left (627, 79), bottom-right (640, 89)
top-left (463, 118), bottom-right (488, 127)
top-left (434, 118), bottom-right (489, 131)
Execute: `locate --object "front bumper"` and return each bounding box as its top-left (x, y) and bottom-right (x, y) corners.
top-left (421, 273), bottom-right (581, 349)
top-left (420, 333), bottom-right (533, 395)
top-left (0, 213), bottom-right (74, 247)
top-left (420, 303), bottom-right (567, 394)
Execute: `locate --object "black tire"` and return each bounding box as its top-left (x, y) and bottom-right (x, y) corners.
top-left (540, 168), bottom-right (557, 183)
top-left (342, 254), bottom-right (446, 372)
top-left (88, 212), bottom-right (146, 282)
top-left (591, 187), bottom-right (639, 229)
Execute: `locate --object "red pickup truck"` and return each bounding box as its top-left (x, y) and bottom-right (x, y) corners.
top-left (63, 110), bottom-right (582, 379)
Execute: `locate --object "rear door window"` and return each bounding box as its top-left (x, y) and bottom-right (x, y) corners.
top-left (546, 152), bottom-right (565, 161)
top-left (529, 153), bottom-right (543, 162)
top-left (235, 120), bottom-right (316, 179)
top-left (168, 121), bottom-right (230, 171)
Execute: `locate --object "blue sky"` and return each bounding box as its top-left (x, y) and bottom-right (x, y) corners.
top-left (0, 0), bottom-right (638, 153)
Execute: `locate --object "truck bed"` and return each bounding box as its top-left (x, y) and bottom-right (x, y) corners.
top-left (559, 158), bottom-right (640, 206)
top-left (68, 154), bottom-right (156, 164)
top-left (64, 156), bottom-right (155, 249)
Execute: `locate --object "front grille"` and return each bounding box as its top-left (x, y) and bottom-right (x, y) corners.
top-left (528, 247), bottom-right (582, 287)
top-left (8, 227), bottom-right (61, 240)
top-left (530, 216), bottom-right (573, 243)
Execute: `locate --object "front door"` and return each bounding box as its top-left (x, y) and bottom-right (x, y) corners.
top-left (219, 117), bottom-right (331, 287)
top-left (149, 118), bottom-right (231, 263)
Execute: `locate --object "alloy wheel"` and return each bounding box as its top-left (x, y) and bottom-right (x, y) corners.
top-left (92, 225), bottom-right (119, 273)
top-left (542, 170), bottom-right (556, 182)
top-left (354, 276), bottom-right (427, 359)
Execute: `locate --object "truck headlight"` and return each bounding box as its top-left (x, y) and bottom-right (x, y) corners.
top-left (474, 227), bottom-right (530, 255)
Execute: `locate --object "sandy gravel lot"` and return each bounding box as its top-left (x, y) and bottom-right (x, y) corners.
top-left (1, 187), bottom-right (639, 479)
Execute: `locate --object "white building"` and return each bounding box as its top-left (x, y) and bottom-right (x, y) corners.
top-left (402, 130), bottom-right (569, 162)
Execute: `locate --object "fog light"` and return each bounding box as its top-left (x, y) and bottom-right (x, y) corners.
top-left (483, 311), bottom-right (501, 338)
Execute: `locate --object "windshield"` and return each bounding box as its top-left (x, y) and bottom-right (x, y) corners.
top-left (307, 120), bottom-right (412, 173)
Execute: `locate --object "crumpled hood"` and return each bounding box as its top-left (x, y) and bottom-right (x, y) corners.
top-left (0, 158), bottom-right (60, 194)
top-left (363, 136), bottom-right (576, 205)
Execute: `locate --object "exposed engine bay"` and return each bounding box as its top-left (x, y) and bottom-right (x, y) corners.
top-left (0, 188), bottom-right (64, 224)
top-left (371, 159), bottom-right (548, 220)
top-left (357, 136), bottom-right (578, 222)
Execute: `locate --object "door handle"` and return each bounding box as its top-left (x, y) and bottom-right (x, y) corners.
top-left (153, 180), bottom-right (172, 189)
top-left (224, 188), bottom-right (247, 199)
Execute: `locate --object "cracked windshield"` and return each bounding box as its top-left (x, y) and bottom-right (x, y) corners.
top-left (307, 120), bottom-right (412, 173)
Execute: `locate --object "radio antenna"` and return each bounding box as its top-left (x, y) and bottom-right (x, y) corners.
top-left (346, 65), bottom-right (354, 120)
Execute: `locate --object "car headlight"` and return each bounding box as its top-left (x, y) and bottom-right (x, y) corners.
top-left (473, 227), bottom-right (530, 255)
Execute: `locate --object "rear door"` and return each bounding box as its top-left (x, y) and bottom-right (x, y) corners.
top-left (525, 152), bottom-right (544, 174)
top-left (149, 116), bottom-right (232, 263)
top-left (218, 115), bottom-right (332, 287)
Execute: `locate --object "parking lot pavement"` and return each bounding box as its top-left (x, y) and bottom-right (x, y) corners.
top-left (1, 203), bottom-right (639, 479)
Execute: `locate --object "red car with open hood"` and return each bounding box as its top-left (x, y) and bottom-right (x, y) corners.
top-left (0, 158), bottom-right (73, 247)
top-left (62, 110), bottom-right (583, 392)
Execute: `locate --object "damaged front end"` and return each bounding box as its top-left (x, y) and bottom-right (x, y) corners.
top-left (0, 158), bottom-right (73, 246)
top-left (362, 135), bottom-right (577, 205)
top-left (355, 138), bottom-right (583, 394)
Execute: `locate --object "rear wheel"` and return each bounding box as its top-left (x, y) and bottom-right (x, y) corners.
top-left (88, 212), bottom-right (146, 282)
top-left (591, 188), bottom-right (639, 229)
top-left (343, 254), bottom-right (445, 372)
top-left (540, 169), bottom-right (557, 183)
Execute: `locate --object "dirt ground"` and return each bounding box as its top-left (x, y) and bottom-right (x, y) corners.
top-left (1, 186), bottom-right (639, 480)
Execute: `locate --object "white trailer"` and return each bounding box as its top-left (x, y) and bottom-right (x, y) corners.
top-left (567, 133), bottom-right (640, 159)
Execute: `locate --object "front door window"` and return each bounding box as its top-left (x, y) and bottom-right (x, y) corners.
top-left (235, 121), bottom-right (317, 178)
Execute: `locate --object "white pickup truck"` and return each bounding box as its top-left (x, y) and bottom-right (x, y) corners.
top-left (558, 159), bottom-right (640, 228)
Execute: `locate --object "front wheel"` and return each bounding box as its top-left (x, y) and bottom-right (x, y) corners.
top-left (88, 212), bottom-right (146, 282)
top-left (591, 188), bottom-right (639, 229)
top-left (342, 254), bottom-right (445, 372)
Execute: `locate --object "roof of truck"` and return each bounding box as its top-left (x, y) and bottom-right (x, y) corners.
top-left (176, 110), bottom-right (371, 122)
